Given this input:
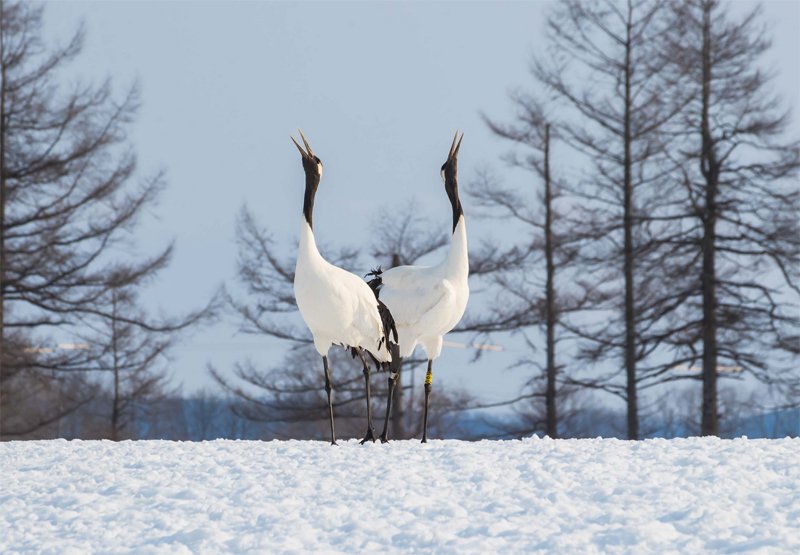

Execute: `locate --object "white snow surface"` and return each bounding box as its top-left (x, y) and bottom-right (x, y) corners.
top-left (2, 437), bottom-right (799, 554)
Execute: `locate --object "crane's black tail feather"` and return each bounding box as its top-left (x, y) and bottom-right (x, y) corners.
top-left (365, 267), bottom-right (384, 298)
top-left (376, 299), bottom-right (398, 353)
top-left (364, 266), bottom-right (398, 368)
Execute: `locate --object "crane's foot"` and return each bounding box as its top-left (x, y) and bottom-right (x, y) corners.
top-left (360, 426), bottom-right (377, 444)
top-left (421, 437), bottom-right (428, 444)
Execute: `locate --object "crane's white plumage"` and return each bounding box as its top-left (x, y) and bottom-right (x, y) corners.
top-left (376, 216), bottom-right (469, 360)
top-left (295, 219), bottom-right (392, 363)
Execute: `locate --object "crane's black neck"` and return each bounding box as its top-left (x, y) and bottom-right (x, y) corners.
top-left (303, 173), bottom-right (320, 229)
top-left (445, 177), bottom-right (464, 232)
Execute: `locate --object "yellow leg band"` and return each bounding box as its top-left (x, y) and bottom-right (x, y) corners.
top-left (425, 370), bottom-right (433, 386)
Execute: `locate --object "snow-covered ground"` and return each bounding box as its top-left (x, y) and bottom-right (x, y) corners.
top-left (2, 437), bottom-right (798, 554)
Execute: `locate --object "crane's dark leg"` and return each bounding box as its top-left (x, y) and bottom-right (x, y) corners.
top-left (379, 349), bottom-right (401, 443)
top-left (357, 350), bottom-right (376, 444)
top-left (379, 371), bottom-right (399, 443)
top-left (322, 356), bottom-right (337, 445)
top-left (421, 360), bottom-right (433, 443)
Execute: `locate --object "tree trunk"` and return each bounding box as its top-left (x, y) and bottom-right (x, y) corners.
top-left (111, 292), bottom-right (120, 441)
top-left (543, 124), bottom-right (557, 439)
top-left (389, 253), bottom-right (405, 438)
top-left (622, 1), bottom-right (639, 440)
top-left (0, 1), bottom-right (7, 441)
top-left (700, 1), bottom-right (719, 436)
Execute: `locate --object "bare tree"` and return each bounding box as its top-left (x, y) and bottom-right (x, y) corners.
top-left (81, 282), bottom-right (205, 440)
top-left (0, 0), bottom-right (217, 438)
top-left (0, 334), bottom-right (99, 438)
top-left (465, 99), bottom-right (579, 438)
top-left (657, 0), bottom-right (799, 435)
top-left (531, 0), bottom-right (689, 439)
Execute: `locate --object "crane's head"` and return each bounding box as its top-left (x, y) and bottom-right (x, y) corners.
top-left (291, 129), bottom-right (323, 180)
top-left (440, 130), bottom-right (463, 186)
top-left (441, 131), bottom-right (465, 231)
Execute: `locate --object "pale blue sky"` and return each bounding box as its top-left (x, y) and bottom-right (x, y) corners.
top-left (41, 1), bottom-right (799, 404)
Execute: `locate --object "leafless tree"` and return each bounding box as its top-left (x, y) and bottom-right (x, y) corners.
top-left (80, 281), bottom-right (211, 440)
top-left (0, 334), bottom-right (99, 438)
top-left (656, 0), bottom-right (799, 435)
top-left (464, 100), bottom-right (579, 438)
top-left (0, 0), bottom-right (217, 438)
top-left (530, 0), bottom-right (689, 439)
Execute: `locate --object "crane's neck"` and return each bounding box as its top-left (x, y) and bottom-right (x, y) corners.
top-left (442, 167), bottom-right (467, 277)
top-left (302, 172), bottom-right (320, 229)
top-left (299, 168), bottom-right (323, 268)
top-left (298, 217), bottom-right (323, 267)
top-left (445, 215), bottom-right (468, 279)
top-left (446, 181), bottom-right (464, 233)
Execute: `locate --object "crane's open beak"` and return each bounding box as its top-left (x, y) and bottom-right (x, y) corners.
top-left (299, 129), bottom-right (314, 157)
top-left (290, 129), bottom-right (315, 159)
top-left (448, 131), bottom-right (464, 161)
top-left (290, 135), bottom-right (306, 158)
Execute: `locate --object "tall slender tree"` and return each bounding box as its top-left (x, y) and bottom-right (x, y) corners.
top-left (467, 98), bottom-right (576, 438)
top-left (81, 283), bottom-right (191, 441)
top-left (659, 0), bottom-right (799, 435)
top-left (533, 0), bottom-right (686, 439)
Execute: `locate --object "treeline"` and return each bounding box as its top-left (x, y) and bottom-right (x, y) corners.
top-left (35, 391), bottom-right (800, 441)
top-left (1, 0), bottom-right (797, 441)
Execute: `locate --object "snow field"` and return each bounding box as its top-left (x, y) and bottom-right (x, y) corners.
top-left (1, 437), bottom-right (798, 554)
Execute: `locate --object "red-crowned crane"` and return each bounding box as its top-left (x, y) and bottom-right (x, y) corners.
top-left (291, 130), bottom-right (397, 445)
top-left (369, 132), bottom-right (469, 443)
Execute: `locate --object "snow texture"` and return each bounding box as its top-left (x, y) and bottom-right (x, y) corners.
top-left (2, 437), bottom-right (798, 554)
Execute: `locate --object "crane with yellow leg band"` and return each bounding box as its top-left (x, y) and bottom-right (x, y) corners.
top-left (367, 132), bottom-right (469, 444)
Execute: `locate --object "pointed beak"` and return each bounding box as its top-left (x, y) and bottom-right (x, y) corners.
top-left (298, 129), bottom-right (314, 157)
top-left (453, 132), bottom-right (464, 158)
top-left (290, 135), bottom-right (306, 158)
top-left (447, 131), bottom-right (464, 161)
top-left (448, 130), bottom-right (460, 159)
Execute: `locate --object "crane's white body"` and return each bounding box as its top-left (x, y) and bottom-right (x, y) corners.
top-left (377, 215), bottom-right (469, 360)
top-left (295, 219), bottom-right (392, 363)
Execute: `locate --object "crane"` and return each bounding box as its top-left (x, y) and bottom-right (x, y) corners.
top-left (369, 131), bottom-right (469, 443)
top-left (291, 130), bottom-right (398, 445)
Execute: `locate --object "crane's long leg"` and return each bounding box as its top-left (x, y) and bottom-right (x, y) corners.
top-left (379, 371), bottom-right (399, 443)
top-left (357, 350), bottom-right (376, 444)
top-left (322, 356), bottom-right (337, 445)
top-left (421, 360), bottom-right (433, 443)
top-left (379, 353), bottom-right (401, 443)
